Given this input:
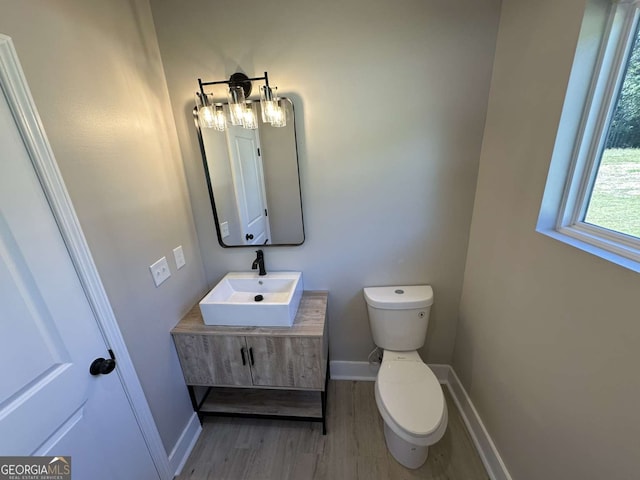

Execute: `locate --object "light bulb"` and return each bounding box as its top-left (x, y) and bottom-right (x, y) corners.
top-left (228, 86), bottom-right (246, 126)
top-left (199, 105), bottom-right (216, 128)
top-left (260, 85), bottom-right (277, 123)
top-left (212, 104), bottom-right (226, 131)
top-left (242, 103), bottom-right (258, 129)
top-left (270, 99), bottom-right (287, 128)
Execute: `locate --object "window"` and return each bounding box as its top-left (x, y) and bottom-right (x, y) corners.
top-left (538, 0), bottom-right (640, 272)
top-left (584, 23), bottom-right (640, 240)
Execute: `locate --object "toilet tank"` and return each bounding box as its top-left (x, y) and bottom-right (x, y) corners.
top-left (364, 285), bottom-right (433, 351)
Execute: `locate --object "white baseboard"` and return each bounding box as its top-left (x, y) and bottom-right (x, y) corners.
top-left (444, 367), bottom-right (512, 480)
top-left (168, 413), bottom-right (202, 477)
top-left (329, 361), bottom-right (452, 383)
top-left (427, 363), bottom-right (451, 382)
top-left (330, 360), bottom-right (378, 380)
top-left (329, 361), bottom-right (511, 480)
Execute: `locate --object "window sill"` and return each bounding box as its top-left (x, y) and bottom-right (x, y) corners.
top-left (537, 224), bottom-right (640, 274)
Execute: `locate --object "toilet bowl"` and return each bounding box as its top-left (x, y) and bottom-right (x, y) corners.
top-left (375, 350), bottom-right (447, 468)
top-left (364, 285), bottom-right (448, 469)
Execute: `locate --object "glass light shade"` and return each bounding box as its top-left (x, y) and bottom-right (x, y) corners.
top-left (195, 93), bottom-right (216, 129)
top-left (212, 104), bottom-right (226, 131)
top-left (270, 99), bottom-right (287, 128)
top-left (242, 103), bottom-right (258, 129)
top-left (260, 85), bottom-right (277, 123)
top-left (198, 105), bottom-right (216, 128)
top-left (227, 85), bottom-right (246, 126)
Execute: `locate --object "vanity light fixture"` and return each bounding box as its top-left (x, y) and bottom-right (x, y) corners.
top-left (194, 92), bottom-right (217, 129)
top-left (271, 97), bottom-right (287, 128)
top-left (211, 104), bottom-right (226, 131)
top-left (227, 85), bottom-right (246, 126)
top-left (261, 86), bottom-right (286, 128)
top-left (197, 71), bottom-right (285, 130)
top-left (242, 102), bottom-right (258, 130)
top-left (260, 84), bottom-right (277, 123)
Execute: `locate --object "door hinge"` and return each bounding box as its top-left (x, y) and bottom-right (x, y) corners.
top-left (257, 148), bottom-right (261, 156)
top-left (265, 208), bottom-right (268, 217)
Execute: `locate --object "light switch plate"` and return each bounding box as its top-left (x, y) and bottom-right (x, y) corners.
top-left (220, 221), bottom-right (230, 238)
top-left (173, 245), bottom-right (186, 269)
top-left (149, 256), bottom-right (171, 287)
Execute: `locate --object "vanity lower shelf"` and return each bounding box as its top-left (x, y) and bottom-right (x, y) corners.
top-left (172, 291), bottom-right (329, 434)
top-left (198, 387), bottom-right (323, 417)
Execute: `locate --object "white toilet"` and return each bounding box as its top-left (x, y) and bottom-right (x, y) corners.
top-left (364, 285), bottom-right (448, 469)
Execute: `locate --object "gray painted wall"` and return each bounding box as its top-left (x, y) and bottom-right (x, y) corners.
top-left (454, 0), bottom-right (640, 478)
top-left (0, 0), bottom-right (208, 454)
top-left (149, 0), bottom-right (501, 364)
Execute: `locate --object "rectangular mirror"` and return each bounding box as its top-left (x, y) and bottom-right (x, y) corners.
top-left (195, 98), bottom-right (304, 247)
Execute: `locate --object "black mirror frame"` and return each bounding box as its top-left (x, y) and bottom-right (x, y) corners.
top-left (193, 97), bottom-right (305, 248)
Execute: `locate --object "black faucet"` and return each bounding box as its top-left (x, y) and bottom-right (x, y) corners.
top-left (252, 249), bottom-right (267, 276)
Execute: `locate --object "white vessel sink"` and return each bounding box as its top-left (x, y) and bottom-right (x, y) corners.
top-left (199, 272), bottom-right (303, 327)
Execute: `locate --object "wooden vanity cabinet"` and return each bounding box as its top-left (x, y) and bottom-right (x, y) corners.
top-left (171, 291), bottom-right (329, 432)
top-left (248, 335), bottom-right (325, 388)
top-left (171, 334), bottom-right (252, 386)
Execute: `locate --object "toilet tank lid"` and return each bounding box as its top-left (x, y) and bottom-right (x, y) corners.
top-left (363, 285), bottom-right (433, 309)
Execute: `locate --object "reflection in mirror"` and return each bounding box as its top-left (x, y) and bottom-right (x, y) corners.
top-left (195, 98), bottom-right (304, 247)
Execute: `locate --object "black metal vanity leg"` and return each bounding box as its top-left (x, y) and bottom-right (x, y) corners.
top-left (187, 386), bottom-right (198, 411)
top-left (187, 385), bottom-right (204, 425)
top-left (320, 348), bottom-right (330, 435)
top-left (321, 390), bottom-right (327, 435)
top-left (321, 383), bottom-right (330, 435)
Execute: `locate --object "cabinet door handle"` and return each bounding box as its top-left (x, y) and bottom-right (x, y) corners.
top-left (249, 347), bottom-right (255, 366)
top-left (240, 347), bottom-right (247, 366)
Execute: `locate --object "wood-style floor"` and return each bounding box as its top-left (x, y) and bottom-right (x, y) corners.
top-left (177, 380), bottom-right (489, 480)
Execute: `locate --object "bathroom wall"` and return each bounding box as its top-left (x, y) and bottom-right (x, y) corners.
top-left (149, 0), bottom-right (501, 363)
top-left (454, 0), bottom-right (640, 478)
top-left (0, 0), bottom-right (208, 454)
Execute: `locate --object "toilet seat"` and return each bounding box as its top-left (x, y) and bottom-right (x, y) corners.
top-left (375, 356), bottom-right (447, 446)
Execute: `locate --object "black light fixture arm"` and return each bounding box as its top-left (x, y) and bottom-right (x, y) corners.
top-left (198, 71), bottom-right (270, 100)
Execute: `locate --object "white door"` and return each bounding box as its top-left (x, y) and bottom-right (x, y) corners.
top-left (0, 61), bottom-right (159, 480)
top-left (225, 124), bottom-right (271, 245)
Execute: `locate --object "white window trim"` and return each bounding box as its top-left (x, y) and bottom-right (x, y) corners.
top-left (538, 1), bottom-right (640, 273)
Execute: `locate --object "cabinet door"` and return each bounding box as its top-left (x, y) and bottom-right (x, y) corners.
top-left (248, 336), bottom-right (324, 389)
top-left (173, 334), bottom-right (252, 386)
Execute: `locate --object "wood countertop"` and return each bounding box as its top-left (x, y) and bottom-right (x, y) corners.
top-left (171, 291), bottom-right (328, 337)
